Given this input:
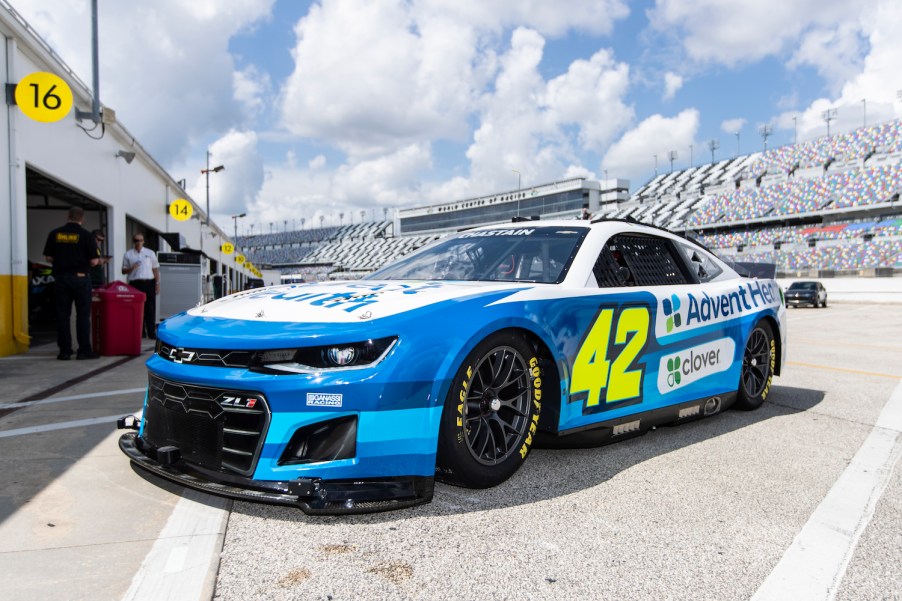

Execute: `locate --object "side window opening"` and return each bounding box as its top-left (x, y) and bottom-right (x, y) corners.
top-left (594, 233), bottom-right (692, 287)
top-left (676, 241), bottom-right (723, 283)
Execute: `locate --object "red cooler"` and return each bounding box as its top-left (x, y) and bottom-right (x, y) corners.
top-left (91, 281), bottom-right (146, 356)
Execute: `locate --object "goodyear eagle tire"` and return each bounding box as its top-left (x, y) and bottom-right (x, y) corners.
top-left (436, 332), bottom-right (542, 488)
top-left (735, 320), bottom-right (775, 411)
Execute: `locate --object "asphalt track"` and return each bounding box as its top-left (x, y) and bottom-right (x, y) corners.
top-left (0, 303), bottom-right (900, 601)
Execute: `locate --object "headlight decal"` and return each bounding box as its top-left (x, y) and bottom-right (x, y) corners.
top-left (255, 336), bottom-right (398, 374)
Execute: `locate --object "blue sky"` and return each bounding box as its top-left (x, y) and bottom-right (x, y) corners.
top-left (17, 0), bottom-right (902, 234)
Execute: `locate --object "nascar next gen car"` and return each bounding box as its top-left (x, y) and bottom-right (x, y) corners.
top-left (119, 219), bottom-right (786, 514)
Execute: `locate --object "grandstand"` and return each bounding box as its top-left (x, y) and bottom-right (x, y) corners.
top-left (238, 119), bottom-right (902, 280)
top-left (237, 221), bottom-right (440, 281)
top-left (596, 119), bottom-right (902, 276)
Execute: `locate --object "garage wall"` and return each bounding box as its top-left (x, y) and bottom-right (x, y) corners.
top-left (0, 6), bottom-right (247, 355)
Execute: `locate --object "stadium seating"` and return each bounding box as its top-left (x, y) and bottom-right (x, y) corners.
top-left (237, 220), bottom-right (440, 276)
top-left (237, 120), bottom-right (902, 279)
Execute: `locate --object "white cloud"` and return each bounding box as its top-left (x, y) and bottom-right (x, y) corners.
top-left (464, 28), bottom-right (633, 194)
top-left (20, 0), bottom-right (642, 227)
top-left (248, 144), bottom-right (434, 230)
top-left (278, 0), bottom-right (484, 158)
top-left (17, 0), bottom-right (275, 166)
top-left (277, 0), bottom-right (633, 161)
top-left (721, 118), bottom-right (746, 134)
top-left (777, 0), bottom-right (902, 142)
top-left (662, 72), bottom-right (683, 100)
top-left (649, 0), bottom-right (866, 68)
top-left (601, 110), bottom-right (700, 184)
top-left (410, 0), bottom-right (630, 38)
top-left (545, 49), bottom-right (633, 152)
top-left (233, 65), bottom-right (271, 119)
top-left (187, 130), bottom-right (264, 228)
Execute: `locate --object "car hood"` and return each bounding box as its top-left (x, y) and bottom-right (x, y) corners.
top-left (184, 280), bottom-right (531, 324)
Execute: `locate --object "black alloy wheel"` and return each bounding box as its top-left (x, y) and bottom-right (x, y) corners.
top-left (463, 345), bottom-right (531, 466)
top-left (436, 332), bottom-right (541, 488)
top-left (736, 320), bottom-right (775, 410)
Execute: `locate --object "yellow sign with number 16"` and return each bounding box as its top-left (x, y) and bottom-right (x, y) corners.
top-left (15, 72), bottom-right (73, 123)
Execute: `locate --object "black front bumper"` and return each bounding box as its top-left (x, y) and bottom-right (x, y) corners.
top-left (119, 432), bottom-right (434, 515)
top-left (786, 294), bottom-right (816, 305)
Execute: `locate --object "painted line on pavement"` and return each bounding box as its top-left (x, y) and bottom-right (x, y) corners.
top-left (0, 387), bottom-right (145, 409)
top-left (0, 414), bottom-right (127, 438)
top-left (752, 378), bottom-right (902, 601)
top-left (787, 360), bottom-right (900, 380)
top-left (121, 488), bottom-right (231, 601)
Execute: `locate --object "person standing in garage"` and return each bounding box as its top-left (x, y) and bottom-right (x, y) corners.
top-left (42, 206), bottom-right (101, 360)
top-left (121, 233), bottom-right (160, 339)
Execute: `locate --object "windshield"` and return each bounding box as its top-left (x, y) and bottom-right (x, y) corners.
top-left (789, 282), bottom-right (817, 290)
top-left (366, 226), bottom-right (589, 283)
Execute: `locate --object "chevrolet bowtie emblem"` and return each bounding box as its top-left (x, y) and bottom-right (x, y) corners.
top-left (169, 347), bottom-right (196, 364)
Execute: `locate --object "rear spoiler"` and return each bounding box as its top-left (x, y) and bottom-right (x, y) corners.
top-left (729, 262), bottom-right (777, 279)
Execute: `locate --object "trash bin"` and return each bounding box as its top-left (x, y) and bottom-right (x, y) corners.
top-left (91, 280), bottom-right (146, 356)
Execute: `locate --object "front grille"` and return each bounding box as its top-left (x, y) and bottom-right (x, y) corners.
top-left (142, 374), bottom-right (270, 476)
top-left (157, 342), bottom-right (255, 368)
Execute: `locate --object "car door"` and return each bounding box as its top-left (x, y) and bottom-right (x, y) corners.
top-left (559, 231), bottom-right (737, 433)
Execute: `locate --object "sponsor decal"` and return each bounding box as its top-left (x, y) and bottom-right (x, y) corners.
top-left (660, 281), bottom-right (780, 335)
top-left (220, 395), bottom-right (258, 409)
top-left (237, 282), bottom-right (448, 313)
top-left (306, 392), bottom-right (343, 407)
top-left (458, 228), bottom-right (535, 238)
top-left (657, 338), bottom-right (735, 393)
top-left (518, 357), bottom-right (543, 459)
top-left (662, 294), bottom-right (682, 333)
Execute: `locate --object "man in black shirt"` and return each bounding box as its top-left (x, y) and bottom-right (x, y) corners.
top-left (43, 206), bottom-right (101, 360)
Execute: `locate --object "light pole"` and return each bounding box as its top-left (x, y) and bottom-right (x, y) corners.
top-left (822, 108), bottom-right (837, 138)
top-left (653, 154), bottom-right (658, 176)
top-left (759, 124), bottom-right (773, 150)
top-left (861, 98), bottom-right (866, 128)
top-left (708, 139), bottom-right (719, 163)
top-left (511, 169), bottom-right (521, 216)
top-left (668, 150), bottom-right (678, 173)
top-left (200, 150), bottom-right (225, 226)
top-left (231, 213), bottom-right (246, 242)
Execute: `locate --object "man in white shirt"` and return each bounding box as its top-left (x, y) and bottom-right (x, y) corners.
top-left (121, 233), bottom-right (160, 339)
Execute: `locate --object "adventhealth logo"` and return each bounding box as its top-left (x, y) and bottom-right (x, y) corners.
top-left (661, 281), bottom-right (779, 335)
top-left (662, 295), bottom-right (682, 333)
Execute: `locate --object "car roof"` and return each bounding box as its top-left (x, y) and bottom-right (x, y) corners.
top-left (463, 218), bottom-right (709, 251)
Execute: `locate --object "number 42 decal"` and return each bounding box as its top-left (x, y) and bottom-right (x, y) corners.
top-left (569, 306), bottom-right (650, 412)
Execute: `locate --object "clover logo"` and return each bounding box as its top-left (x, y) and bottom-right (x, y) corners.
top-left (666, 356), bottom-right (682, 387)
top-left (662, 294), bottom-right (682, 333)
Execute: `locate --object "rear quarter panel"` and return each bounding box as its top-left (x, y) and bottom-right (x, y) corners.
top-left (501, 277), bottom-right (784, 433)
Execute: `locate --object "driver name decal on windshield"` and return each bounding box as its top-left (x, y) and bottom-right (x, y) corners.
top-left (458, 228), bottom-right (535, 238)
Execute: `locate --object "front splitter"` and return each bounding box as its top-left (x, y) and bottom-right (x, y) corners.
top-left (119, 432), bottom-right (434, 515)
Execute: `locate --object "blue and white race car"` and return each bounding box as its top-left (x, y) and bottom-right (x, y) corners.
top-left (119, 219), bottom-right (786, 514)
